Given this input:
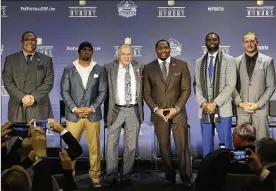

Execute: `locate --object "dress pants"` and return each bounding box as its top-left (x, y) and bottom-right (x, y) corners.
top-left (66, 119), bottom-right (101, 179)
top-left (200, 116), bottom-right (232, 157)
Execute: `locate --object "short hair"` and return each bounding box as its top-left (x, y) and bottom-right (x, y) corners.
top-left (21, 31), bottom-right (37, 41)
top-left (256, 137), bottom-right (276, 163)
top-left (118, 44), bottom-right (134, 55)
top-left (243, 32), bottom-right (258, 41)
top-left (233, 123), bottom-right (256, 142)
top-left (205, 32), bottom-right (220, 42)
top-left (155, 39), bottom-right (170, 49)
top-left (1, 165), bottom-right (32, 191)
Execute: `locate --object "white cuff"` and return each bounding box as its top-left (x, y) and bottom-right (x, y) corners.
top-left (259, 168), bottom-right (270, 182)
top-left (72, 107), bottom-right (77, 113)
top-left (60, 129), bottom-right (68, 136)
top-left (154, 107), bottom-right (159, 113)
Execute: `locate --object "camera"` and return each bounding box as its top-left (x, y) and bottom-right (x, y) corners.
top-left (10, 123), bottom-right (29, 137)
top-left (230, 150), bottom-right (249, 162)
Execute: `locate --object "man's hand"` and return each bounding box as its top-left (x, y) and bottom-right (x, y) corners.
top-left (245, 148), bottom-right (262, 172)
top-left (48, 119), bottom-right (64, 133)
top-left (81, 107), bottom-right (95, 117)
top-left (156, 108), bottom-right (168, 122)
top-left (246, 103), bottom-right (259, 113)
top-left (201, 102), bottom-right (209, 113)
top-left (30, 127), bottom-right (47, 157)
top-left (239, 102), bottom-right (254, 113)
top-left (166, 108), bottom-right (179, 120)
top-left (1, 121), bottom-right (13, 147)
top-left (22, 95), bottom-right (35, 108)
top-left (59, 148), bottom-right (72, 170)
top-left (74, 107), bottom-right (88, 118)
top-left (206, 102), bottom-right (216, 114)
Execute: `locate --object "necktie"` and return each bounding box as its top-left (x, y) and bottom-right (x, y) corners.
top-left (162, 61), bottom-right (168, 82)
top-left (208, 56), bottom-right (214, 80)
top-left (26, 54), bottom-right (32, 67)
top-left (124, 65), bottom-right (132, 103)
top-left (248, 57), bottom-right (254, 79)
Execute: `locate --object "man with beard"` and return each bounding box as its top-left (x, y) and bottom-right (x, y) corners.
top-left (2, 31), bottom-right (54, 122)
top-left (194, 33), bottom-right (236, 157)
top-left (143, 40), bottom-right (192, 187)
top-left (60, 42), bottom-right (107, 187)
top-left (233, 32), bottom-right (275, 140)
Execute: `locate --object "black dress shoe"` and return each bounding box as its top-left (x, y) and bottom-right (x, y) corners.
top-left (122, 177), bottom-right (135, 185)
top-left (163, 179), bottom-right (176, 187)
top-left (103, 178), bottom-right (118, 188)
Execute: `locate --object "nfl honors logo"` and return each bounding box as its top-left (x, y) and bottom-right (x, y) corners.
top-left (69, 0), bottom-right (97, 17)
top-left (117, 0), bottom-right (137, 18)
top-left (168, 38), bottom-right (182, 57)
top-left (157, 0), bottom-right (185, 18)
top-left (1, 6), bottom-right (7, 17)
top-left (202, 46), bottom-right (230, 55)
top-left (36, 38), bottom-right (54, 57)
top-left (246, 0), bottom-right (274, 17)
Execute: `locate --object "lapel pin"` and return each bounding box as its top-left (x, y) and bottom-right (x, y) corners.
top-left (173, 63), bottom-right (176, 66)
top-left (37, 58), bottom-right (40, 62)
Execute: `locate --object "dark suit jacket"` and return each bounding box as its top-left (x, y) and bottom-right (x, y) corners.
top-left (143, 57), bottom-right (191, 123)
top-left (2, 51), bottom-right (54, 122)
top-left (60, 62), bottom-right (107, 122)
top-left (104, 60), bottom-right (144, 127)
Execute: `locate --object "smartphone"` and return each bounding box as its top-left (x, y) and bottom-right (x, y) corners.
top-left (34, 120), bottom-right (49, 128)
top-left (231, 150), bottom-right (249, 162)
top-left (10, 123), bottom-right (29, 137)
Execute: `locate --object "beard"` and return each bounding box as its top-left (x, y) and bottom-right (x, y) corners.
top-left (207, 45), bottom-right (219, 52)
top-left (82, 56), bottom-right (90, 61)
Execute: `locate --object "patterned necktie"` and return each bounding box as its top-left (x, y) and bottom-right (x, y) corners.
top-left (208, 56), bottom-right (214, 80)
top-left (124, 64), bottom-right (132, 103)
top-left (26, 54), bottom-right (32, 67)
top-left (162, 61), bottom-right (168, 82)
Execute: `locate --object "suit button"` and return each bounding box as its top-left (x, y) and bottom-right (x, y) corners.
top-left (249, 84), bottom-right (251, 86)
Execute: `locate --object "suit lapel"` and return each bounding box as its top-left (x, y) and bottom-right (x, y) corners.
top-left (153, 60), bottom-right (166, 85)
top-left (111, 60), bottom-right (119, 97)
top-left (72, 65), bottom-right (85, 90)
top-left (24, 52), bottom-right (40, 85)
top-left (166, 57), bottom-right (177, 87)
top-left (132, 61), bottom-right (140, 97)
top-left (18, 51), bottom-right (28, 74)
top-left (85, 65), bottom-right (96, 91)
top-left (250, 53), bottom-right (263, 81)
top-left (240, 55), bottom-right (250, 82)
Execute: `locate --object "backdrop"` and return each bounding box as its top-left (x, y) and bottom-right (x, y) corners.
top-left (1, 0), bottom-right (276, 159)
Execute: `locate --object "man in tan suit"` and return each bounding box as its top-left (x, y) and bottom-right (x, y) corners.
top-left (143, 40), bottom-right (192, 187)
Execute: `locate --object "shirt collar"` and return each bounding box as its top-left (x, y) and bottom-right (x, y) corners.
top-left (245, 52), bottom-right (258, 61)
top-left (23, 51), bottom-right (35, 58)
top-left (73, 59), bottom-right (96, 69)
top-left (158, 56), bottom-right (171, 65)
top-left (119, 62), bottom-right (132, 69)
top-left (208, 51), bottom-right (218, 58)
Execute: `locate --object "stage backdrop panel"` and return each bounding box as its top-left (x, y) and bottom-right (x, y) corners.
top-left (1, 1), bottom-right (276, 159)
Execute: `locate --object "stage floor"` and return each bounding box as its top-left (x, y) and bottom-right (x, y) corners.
top-left (55, 171), bottom-right (198, 191)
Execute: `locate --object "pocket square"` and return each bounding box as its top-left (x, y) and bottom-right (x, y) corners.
top-left (37, 65), bottom-right (44, 70)
top-left (174, 72), bottom-right (181, 75)
top-left (93, 74), bottom-right (99, 78)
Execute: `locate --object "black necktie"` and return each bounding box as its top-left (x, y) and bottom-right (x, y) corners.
top-left (248, 57), bottom-right (254, 79)
top-left (26, 54), bottom-right (32, 67)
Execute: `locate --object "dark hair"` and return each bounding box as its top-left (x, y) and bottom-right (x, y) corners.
top-left (155, 39), bottom-right (170, 49)
top-left (256, 137), bottom-right (276, 163)
top-left (205, 32), bottom-right (220, 42)
top-left (21, 31), bottom-right (37, 41)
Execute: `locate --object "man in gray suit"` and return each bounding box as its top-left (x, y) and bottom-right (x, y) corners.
top-left (60, 42), bottom-right (107, 187)
top-left (195, 32), bottom-right (237, 157)
top-left (233, 32), bottom-right (276, 140)
top-left (104, 44), bottom-right (144, 186)
top-left (2, 31), bottom-right (54, 122)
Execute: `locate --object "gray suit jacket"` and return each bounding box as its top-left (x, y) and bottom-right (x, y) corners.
top-left (2, 51), bottom-right (54, 122)
top-left (195, 52), bottom-right (237, 118)
top-left (233, 53), bottom-right (276, 116)
top-left (60, 62), bottom-right (107, 122)
top-left (104, 60), bottom-right (144, 127)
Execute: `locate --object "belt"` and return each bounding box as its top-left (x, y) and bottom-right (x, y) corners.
top-left (115, 104), bottom-right (138, 108)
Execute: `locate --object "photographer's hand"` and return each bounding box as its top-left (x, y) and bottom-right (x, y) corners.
top-left (245, 148), bottom-right (262, 172)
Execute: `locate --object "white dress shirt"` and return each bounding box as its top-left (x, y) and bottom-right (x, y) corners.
top-left (71, 59), bottom-right (96, 113)
top-left (116, 62), bottom-right (137, 105)
top-left (207, 51), bottom-right (218, 68)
